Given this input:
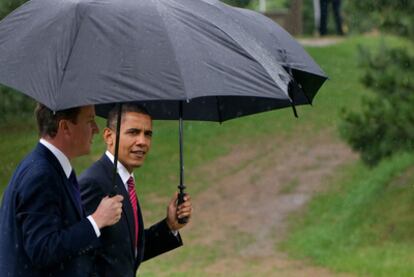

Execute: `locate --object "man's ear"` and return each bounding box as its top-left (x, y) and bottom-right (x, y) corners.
top-left (58, 119), bottom-right (71, 136)
top-left (103, 127), bottom-right (114, 147)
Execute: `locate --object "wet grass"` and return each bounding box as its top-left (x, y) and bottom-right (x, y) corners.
top-left (283, 152), bottom-right (414, 277)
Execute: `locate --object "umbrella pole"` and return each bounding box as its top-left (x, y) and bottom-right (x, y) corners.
top-left (178, 101), bottom-right (188, 224)
top-left (110, 103), bottom-right (123, 196)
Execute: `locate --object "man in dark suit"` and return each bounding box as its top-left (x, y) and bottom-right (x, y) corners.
top-left (0, 103), bottom-right (124, 277)
top-left (79, 104), bottom-right (193, 277)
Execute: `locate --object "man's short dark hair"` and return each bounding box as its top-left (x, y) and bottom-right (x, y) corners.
top-left (106, 103), bottom-right (151, 130)
top-left (35, 103), bottom-right (81, 138)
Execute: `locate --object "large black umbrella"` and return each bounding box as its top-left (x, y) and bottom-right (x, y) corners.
top-left (0, 0), bottom-right (327, 222)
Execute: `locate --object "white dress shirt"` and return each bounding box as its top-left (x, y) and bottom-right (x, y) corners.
top-left (39, 139), bottom-right (101, 237)
top-left (105, 151), bottom-right (178, 237)
top-left (105, 150), bottom-right (135, 191)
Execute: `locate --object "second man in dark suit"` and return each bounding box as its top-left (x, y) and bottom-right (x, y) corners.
top-left (79, 104), bottom-right (193, 277)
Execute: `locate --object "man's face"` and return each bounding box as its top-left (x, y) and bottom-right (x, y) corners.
top-left (67, 105), bottom-right (99, 157)
top-left (105, 112), bottom-right (153, 173)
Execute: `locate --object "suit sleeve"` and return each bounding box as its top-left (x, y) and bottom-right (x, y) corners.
top-left (142, 219), bottom-right (183, 261)
top-left (16, 165), bottom-right (100, 269)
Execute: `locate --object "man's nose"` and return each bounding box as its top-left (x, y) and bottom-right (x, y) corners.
top-left (92, 122), bottom-right (99, 134)
top-left (135, 133), bottom-right (146, 145)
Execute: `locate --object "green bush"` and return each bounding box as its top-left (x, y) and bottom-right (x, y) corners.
top-left (301, 0), bottom-right (315, 35)
top-left (0, 86), bottom-right (35, 123)
top-left (349, 1), bottom-right (414, 40)
top-left (339, 1), bottom-right (414, 166)
top-left (340, 43), bottom-right (414, 166)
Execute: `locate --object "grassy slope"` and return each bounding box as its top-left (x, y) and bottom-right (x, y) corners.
top-left (1, 34), bottom-right (413, 276)
top-left (281, 36), bottom-right (414, 276)
top-left (283, 153), bottom-right (414, 277)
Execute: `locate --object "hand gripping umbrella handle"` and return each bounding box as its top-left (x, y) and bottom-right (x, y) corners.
top-left (177, 190), bottom-right (189, 224)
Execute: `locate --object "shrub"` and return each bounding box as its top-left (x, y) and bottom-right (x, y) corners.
top-left (340, 42), bottom-right (414, 166)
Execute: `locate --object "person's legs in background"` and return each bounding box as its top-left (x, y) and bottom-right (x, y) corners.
top-left (319, 0), bottom-right (328, 36)
top-left (332, 0), bottom-right (344, 35)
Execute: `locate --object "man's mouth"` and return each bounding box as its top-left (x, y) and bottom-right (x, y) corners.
top-left (130, 150), bottom-right (146, 158)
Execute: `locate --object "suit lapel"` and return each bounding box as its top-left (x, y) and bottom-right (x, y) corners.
top-left (99, 155), bottom-right (137, 256)
top-left (36, 144), bottom-right (83, 218)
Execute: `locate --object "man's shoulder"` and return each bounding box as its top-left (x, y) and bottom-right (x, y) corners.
top-left (9, 147), bottom-right (64, 197)
top-left (18, 146), bottom-right (60, 179)
top-left (78, 155), bottom-right (111, 201)
top-left (79, 155), bottom-right (109, 183)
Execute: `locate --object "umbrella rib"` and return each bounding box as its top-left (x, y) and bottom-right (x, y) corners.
top-left (57, 3), bottom-right (87, 107)
top-left (151, 0), bottom-right (189, 102)
top-left (193, 1), bottom-right (292, 99)
top-left (287, 66), bottom-right (312, 106)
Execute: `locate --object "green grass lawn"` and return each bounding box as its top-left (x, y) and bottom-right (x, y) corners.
top-left (279, 36), bottom-right (414, 277)
top-left (1, 34), bottom-right (413, 276)
top-left (283, 152), bottom-right (414, 277)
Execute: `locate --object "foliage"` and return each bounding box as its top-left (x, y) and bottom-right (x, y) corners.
top-left (0, 0), bottom-right (26, 20)
top-left (340, 44), bottom-right (414, 166)
top-left (301, 0), bottom-right (315, 35)
top-left (339, 1), bottom-right (414, 166)
top-left (0, 86), bottom-right (35, 122)
top-left (303, 1), bottom-right (411, 36)
top-left (350, 1), bottom-right (414, 40)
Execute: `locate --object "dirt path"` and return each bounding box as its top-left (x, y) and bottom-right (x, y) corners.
top-left (299, 36), bottom-right (345, 47)
top-left (184, 131), bottom-right (357, 276)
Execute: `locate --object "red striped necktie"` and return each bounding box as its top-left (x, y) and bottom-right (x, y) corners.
top-left (127, 177), bottom-right (139, 248)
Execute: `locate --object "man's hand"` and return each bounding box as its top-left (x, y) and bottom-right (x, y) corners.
top-left (166, 192), bottom-right (192, 231)
top-left (91, 195), bottom-right (124, 229)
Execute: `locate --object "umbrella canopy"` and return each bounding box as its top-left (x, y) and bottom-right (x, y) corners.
top-left (0, 0), bottom-right (327, 222)
top-left (0, 0), bottom-right (326, 115)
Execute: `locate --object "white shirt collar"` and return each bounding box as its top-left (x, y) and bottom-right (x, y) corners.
top-left (105, 150), bottom-right (134, 190)
top-left (39, 138), bottom-right (72, 178)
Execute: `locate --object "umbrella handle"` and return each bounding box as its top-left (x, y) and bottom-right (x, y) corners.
top-left (177, 190), bottom-right (189, 224)
top-left (177, 101), bottom-right (189, 224)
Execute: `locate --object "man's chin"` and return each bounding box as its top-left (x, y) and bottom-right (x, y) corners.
top-left (130, 160), bottom-right (144, 169)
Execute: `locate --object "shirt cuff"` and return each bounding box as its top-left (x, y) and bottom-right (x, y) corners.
top-left (87, 215), bottom-right (101, 237)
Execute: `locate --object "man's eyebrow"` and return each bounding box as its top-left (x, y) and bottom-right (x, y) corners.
top-left (126, 128), bottom-right (141, 132)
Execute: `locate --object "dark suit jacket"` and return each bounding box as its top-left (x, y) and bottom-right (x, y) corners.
top-left (79, 154), bottom-right (182, 277)
top-left (0, 143), bottom-right (100, 277)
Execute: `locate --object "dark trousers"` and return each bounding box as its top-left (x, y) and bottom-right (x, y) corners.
top-left (319, 0), bottom-right (343, 36)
